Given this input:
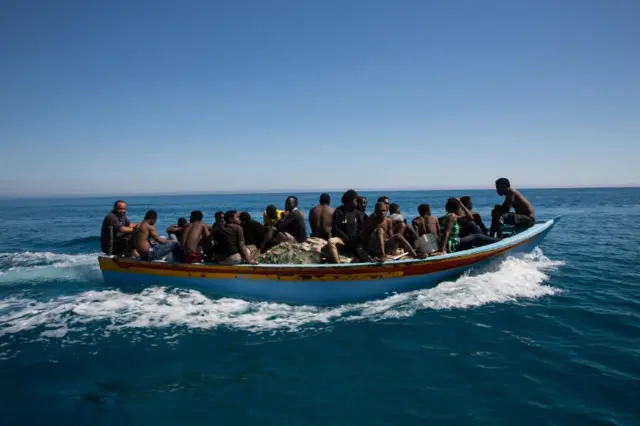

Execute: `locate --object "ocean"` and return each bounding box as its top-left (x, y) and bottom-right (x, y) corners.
top-left (0, 188), bottom-right (639, 425)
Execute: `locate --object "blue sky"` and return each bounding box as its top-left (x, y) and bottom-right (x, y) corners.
top-left (1, 0), bottom-right (639, 196)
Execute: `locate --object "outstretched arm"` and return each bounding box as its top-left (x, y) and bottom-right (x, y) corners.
top-left (149, 227), bottom-right (168, 244)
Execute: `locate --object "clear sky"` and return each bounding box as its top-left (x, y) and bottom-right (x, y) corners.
top-left (1, 0), bottom-right (639, 196)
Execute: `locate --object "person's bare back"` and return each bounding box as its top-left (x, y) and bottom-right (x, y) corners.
top-left (309, 204), bottom-right (334, 239)
top-left (181, 211), bottom-right (210, 254)
top-left (509, 188), bottom-right (535, 218)
top-left (132, 218), bottom-right (166, 256)
top-left (181, 221), bottom-right (210, 253)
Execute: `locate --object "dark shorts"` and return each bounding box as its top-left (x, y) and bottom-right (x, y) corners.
top-left (503, 213), bottom-right (535, 229)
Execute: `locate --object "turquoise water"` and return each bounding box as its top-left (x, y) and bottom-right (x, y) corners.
top-left (1, 188), bottom-right (639, 425)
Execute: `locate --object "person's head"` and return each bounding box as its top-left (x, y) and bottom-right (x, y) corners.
top-left (265, 204), bottom-right (279, 219)
top-left (214, 211), bottom-right (224, 224)
top-left (285, 196), bottom-right (298, 212)
top-left (357, 196), bottom-right (368, 212)
top-left (374, 201), bottom-right (388, 220)
top-left (319, 193), bottom-right (331, 205)
top-left (389, 203), bottom-right (401, 215)
top-left (177, 217), bottom-right (187, 227)
top-left (495, 177), bottom-right (511, 196)
top-left (224, 210), bottom-right (240, 225)
top-left (239, 211), bottom-right (251, 223)
top-left (144, 209), bottom-right (158, 225)
top-left (445, 197), bottom-right (461, 214)
top-left (460, 196), bottom-right (472, 210)
top-left (418, 204), bottom-right (431, 217)
top-left (112, 200), bottom-right (127, 217)
top-left (190, 210), bottom-right (203, 223)
top-left (377, 196), bottom-right (390, 213)
top-left (341, 189), bottom-right (359, 210)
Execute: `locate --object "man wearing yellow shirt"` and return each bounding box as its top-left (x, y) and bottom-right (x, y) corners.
top-left (263, 205), bottom-right (284, 227)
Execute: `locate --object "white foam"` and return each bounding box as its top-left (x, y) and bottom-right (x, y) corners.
top-left (0, 251), bottom-right (99, 283)
top-left (0, 248), bottom-right (564, 338)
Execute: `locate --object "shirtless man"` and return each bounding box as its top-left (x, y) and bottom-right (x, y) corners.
top-left (308, 193), bottom-right (334, 239)
top-left (489, 178), bottom-right (536, 238)
top-left (131, 210), bottom-right (180, 261)
top-left (412, 204), bottom-right (439, 237)
top-left (361, 202), bottom-right (420, 261)
top-left (181, 210), bottom-right (210, 264)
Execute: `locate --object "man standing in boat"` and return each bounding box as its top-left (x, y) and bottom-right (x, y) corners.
top-left (489, 178), bottom-right (536, 238)
top-left (100, 200), bottom-right (137, 256)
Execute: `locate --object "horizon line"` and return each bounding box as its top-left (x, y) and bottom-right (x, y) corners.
top-left (0, 184), bottom-right (638, 200)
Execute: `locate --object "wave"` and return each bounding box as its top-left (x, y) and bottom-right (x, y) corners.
top-left (0, 251), bottom-right (100, 284)
top-left (0, 248), bottom-right (564, 338)
top-left (54, 235), bottom-right (100, 249)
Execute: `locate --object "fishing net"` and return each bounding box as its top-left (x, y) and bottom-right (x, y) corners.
top-left (255, 237), bottom-right (354, 265)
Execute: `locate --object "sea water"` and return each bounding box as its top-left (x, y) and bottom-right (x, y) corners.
top-left (0, 188), bottom-right (639, 425)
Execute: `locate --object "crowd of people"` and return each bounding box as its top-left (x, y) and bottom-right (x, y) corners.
top-left (99, 178), bottom-right (536, 265)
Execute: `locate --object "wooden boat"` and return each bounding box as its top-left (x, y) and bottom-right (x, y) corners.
top-left (98, 216), bottom-right (560, 305)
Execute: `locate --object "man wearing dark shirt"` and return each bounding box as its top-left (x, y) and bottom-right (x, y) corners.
top-left (276, 196), bottom-right (307, 243)
top-left (100, 200), bottom-right (137, 256)
top-left (327, 189), bottom-right (369, 263)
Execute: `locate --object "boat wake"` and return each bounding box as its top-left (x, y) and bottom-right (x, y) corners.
top-left (0, 248), bottom-right (564, 339)
top-left (0, 251), bottom-right (100, 284)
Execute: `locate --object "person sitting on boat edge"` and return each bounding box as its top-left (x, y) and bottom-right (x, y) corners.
top-left (167, 217), bottom-right (187, 242)
top-left (327, 189), bottom-right (370, 263)
top-left (458, 196), bottom-right (489, 237)
top-left (361, 202), bottom-right (421, 261)
top-left (309, 192), bottom-right (334, 240)
top-left (131, 210), bottom-right (181, 261)
top-left (412, 204), bottom-right (439, 238)
top-left (388, 204), bottom-right (420, 247)
top-left (438, 198), bottom-right (497, 255)
top-left (213, 210), bottom-right (258, 264)
top-left (100, 200), bottom-right (137, 256)
top-left (181, 210), bottom-right (210, 264)
top-left (489, 178), bottom-right (536, 238)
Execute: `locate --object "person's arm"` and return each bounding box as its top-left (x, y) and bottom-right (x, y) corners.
top-left (149, 227), bottom-right (168, 244)
top-left (166, 224), bottom-right (182, 234)
top-left (377, 224), bottom-right (387, 260)
top-left (122, 217), bottom-right (136, 232)
top-left (439, 215), bottom-right (455, 254)
top-left (458, 200), bottom-right (474, 220)
top-left (499, 190), bottom-right (515, 213)
top-left (236, 226), bottom-right (256, 264)
top-left (427, 217), bottom-right (439, 237)
top-left (331, 209), bottom-right (349, 242)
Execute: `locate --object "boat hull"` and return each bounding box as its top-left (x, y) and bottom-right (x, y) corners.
top-left (99, 217), bottom-right (559, 305)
